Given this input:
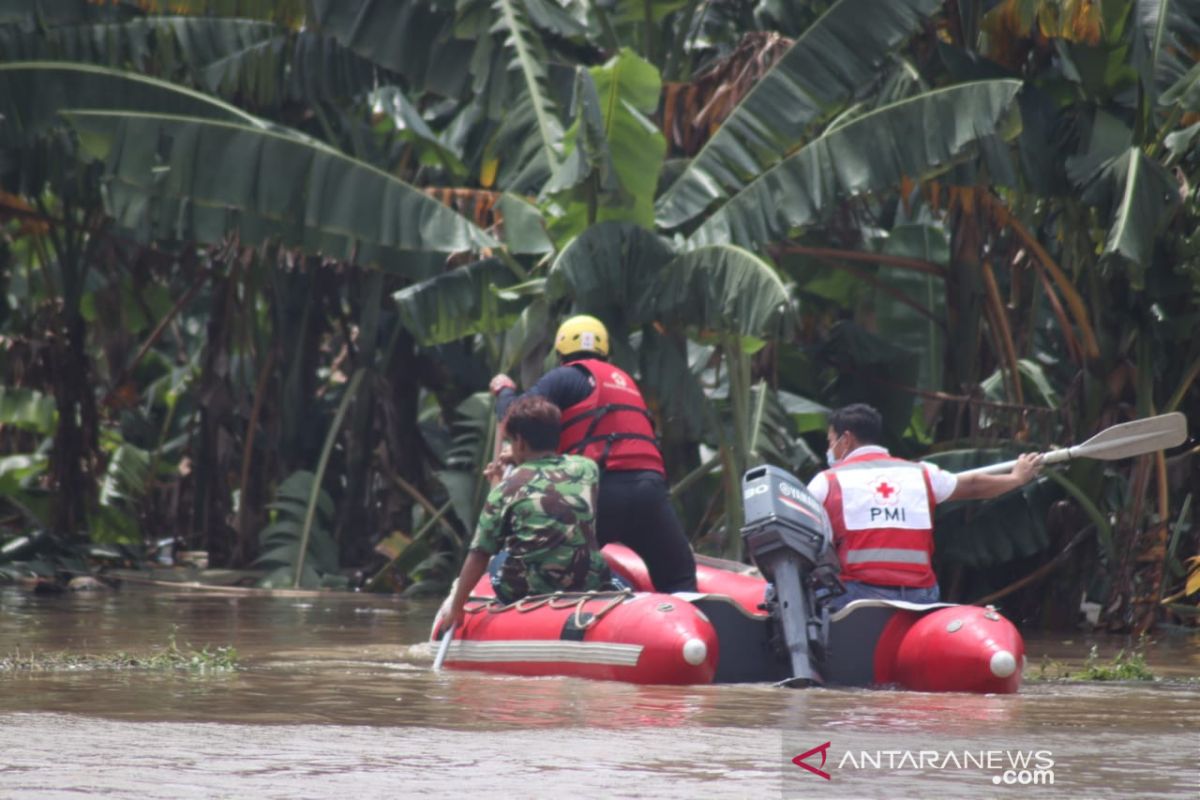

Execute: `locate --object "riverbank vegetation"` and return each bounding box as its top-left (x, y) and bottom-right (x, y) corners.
top-left (1034, 636), bottom-right (1156, 681)
top-left (0, 629), bottom-right (239, 672)
top-left (0, 0), bottom-right (1197, 632)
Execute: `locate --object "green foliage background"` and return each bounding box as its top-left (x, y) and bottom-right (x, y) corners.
top-left (0, 0), bottom-right (1196, 630)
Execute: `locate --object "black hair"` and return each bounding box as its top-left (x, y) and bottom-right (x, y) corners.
top-left (561, 351), bottom-right (607, 364)
top-left (828, 403), bottom-right (883, 444)
top-left (505, 395), bottom-right (562, 451)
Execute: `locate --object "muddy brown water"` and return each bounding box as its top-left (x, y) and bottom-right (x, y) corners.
top-left (0, 586), bottom-right (1197, 799)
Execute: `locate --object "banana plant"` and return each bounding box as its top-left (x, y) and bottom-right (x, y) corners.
top-left (655, 0), bottom-right (944, 230)
top-left (309, 0), bottom-right (588, 191)
top-left (254, 469), bottom-right (343, 589)
top-left (649, 245), bottom-right (793, 555)
top-left (0, 390), bottom-right (64, 577)
top-left (544, 49), bottom-right (666, 242)
top-left (0, 14), bottom-right (380, 112)
top-left (686, 79), bottom-right (1024, 250)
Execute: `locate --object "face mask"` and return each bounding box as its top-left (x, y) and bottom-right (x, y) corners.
top-left (826, 434), bottom-right (845, 466)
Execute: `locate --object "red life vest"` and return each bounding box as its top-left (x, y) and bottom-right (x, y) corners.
top-left (822, 451), bottom-right (937, 588)
top-left (558, 359), bottom-right (664, 474)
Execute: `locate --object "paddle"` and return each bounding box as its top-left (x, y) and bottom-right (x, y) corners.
top-left (432, 623), bottom-right (455, 672)
top-left (430, 402), bottom-right (503, 673)
top-left (956, 412), bottom-right (1188, 477)
top-left (489, 418), bottom-right (510, 486)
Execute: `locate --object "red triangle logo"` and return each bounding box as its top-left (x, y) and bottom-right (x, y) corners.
top-left (792, 741), bottom-right (832, 780)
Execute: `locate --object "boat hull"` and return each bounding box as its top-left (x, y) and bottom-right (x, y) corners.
top-left (436, 591), bottom-right (719, 685)
top-left (432, 546), bottom-right (1025, 693)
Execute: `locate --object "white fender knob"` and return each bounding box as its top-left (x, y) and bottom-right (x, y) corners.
top-left (990, 650), bottom-right (1017, 678)
top-left (682, 638), bottom-right (708, 666)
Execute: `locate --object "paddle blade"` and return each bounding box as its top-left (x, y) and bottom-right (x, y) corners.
top-left (1069, 412), bottom-right (1188, 461)
top-left (955, 413), bottom-right (1189, 478)
top-left (432, 624), bottom-right (455, 672)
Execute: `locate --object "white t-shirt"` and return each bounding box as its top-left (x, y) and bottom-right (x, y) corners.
top-left (805, 445), bottom-right (958, 505)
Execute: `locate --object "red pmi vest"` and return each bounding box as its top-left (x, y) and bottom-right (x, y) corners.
top-left (822, 451), bottom-right (937, 588)
top-left (558, 359), bottom-right (664, 474)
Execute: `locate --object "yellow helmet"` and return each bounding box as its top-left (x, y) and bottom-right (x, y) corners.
top-left (554, 315), bottom-right (609, 358)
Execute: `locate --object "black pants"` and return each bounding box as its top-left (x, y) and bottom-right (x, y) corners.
top-left (596, 470), bottom-right (698, 593)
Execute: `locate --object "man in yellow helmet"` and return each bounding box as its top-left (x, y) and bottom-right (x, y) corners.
top-left (489, 315), bottom-right (698, 592)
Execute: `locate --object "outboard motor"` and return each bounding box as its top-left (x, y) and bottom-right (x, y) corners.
top-left (740, 465), bottom-right (838, 685)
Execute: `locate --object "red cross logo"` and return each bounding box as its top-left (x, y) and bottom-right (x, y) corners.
top-left (871, 478), bottom-right (900, 505)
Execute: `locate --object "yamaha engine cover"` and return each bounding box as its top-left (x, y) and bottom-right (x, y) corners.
top-left (740, 465), bottom-right (835, 685)
top-left (741, 465), bottom-right (833, 568)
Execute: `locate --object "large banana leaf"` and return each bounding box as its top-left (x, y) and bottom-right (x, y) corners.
top-left (64, 110), bottom-right (497, 257)
top-left (310, 0), bottom-right (579, 188)
top-left (309, 0), bottom-right (575, 126)
top-left (0, 1), bottom-right (140, 26)
top-left (56, 0), bottom-right (310, 25)
top-left (750, 384), bottom-right (820, 474)
top-left (308, 0), bottom-right (475, 99)
top-left (868, 224), bottom-right (950, 393)
top-left (546, 49), bottom-right (666, 240)
top-left (494, 0), bottom-right (563, 172)
top-left (96, 188), bottom-right (449, 276)
top-left (636, 327), bottom-right (710, 441)
top-left (653, 243), bottom-right (796, 555)
top-left (687, 80), bottom-right (1024, 250)
top-left (1081, 146), bottom-right (1179, 286)
top-left (393, 258), bottom-right (524, 346)
top-left (654, 0), bottom-right (943, 229)
top-left (0, 16), bottom-right (278, 70)
top-left (777, 389), bottom-right (829, 435)
top-left (652, 245), bottom-right (793, 339)
top-left (485, 89), bottom-right (557, 193)
top-left (0, 0), bottom-right (308, 28)
top-left (255, 469), bottom-right (341, 589)
top-left (496, 192), bottom-right (553, 255)
top-left (1140, 0), bottom-right (1200, 97)
top-left (544, 67), bottom-right (621, 203)
top-left (0, 15), bottom-right (349, 112)
top-left (199, 30), bottom-right (380, 109)
top-left (498, 294), bottom-right (551, 375)
top-left (0, 61), bottom-right (260, 145)
top-left (548, 221), bottom-right (675, 330)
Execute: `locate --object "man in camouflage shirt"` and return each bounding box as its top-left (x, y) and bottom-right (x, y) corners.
top-left (442, 395), bottom-right (611, 627)
top-left (474, 452), bottom-right (610, 601)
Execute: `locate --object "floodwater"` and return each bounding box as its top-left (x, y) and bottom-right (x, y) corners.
top-left (0, 585), bottom-right (1197, 799)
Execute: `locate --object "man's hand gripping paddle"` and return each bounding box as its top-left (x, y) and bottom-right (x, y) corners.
top-left (955, 412), bottom-right (1188, 478)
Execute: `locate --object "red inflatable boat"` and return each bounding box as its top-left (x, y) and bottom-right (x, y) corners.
top-left (430, 543), bottom-right (1025, 693)
top-left (432, 465), bottom-right (1025, 692)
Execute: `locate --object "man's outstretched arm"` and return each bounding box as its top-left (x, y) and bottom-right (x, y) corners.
top-left (491, 365), bottom-right (592, 417)
top-left (947, 453), bottom-right (1042, 501)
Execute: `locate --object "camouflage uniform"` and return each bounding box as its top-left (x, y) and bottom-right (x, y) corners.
top-left (471, 454), bottom-right (611, 602)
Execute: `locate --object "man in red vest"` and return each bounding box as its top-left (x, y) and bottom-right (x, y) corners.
top-left (489, 315), bottom-right (698, 592)
top-left (809, 404), bottom-right (1041, 610)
